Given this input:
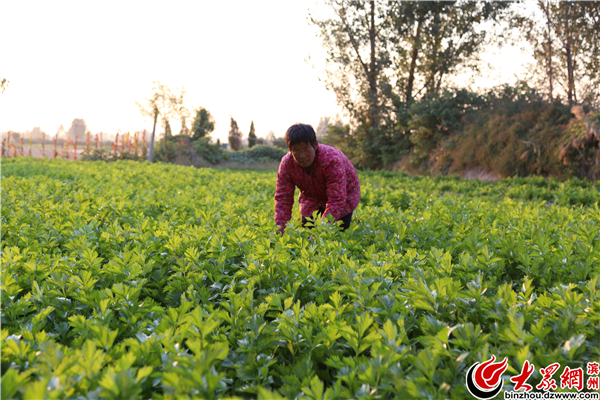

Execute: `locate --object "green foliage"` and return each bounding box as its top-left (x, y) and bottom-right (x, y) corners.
top-left (164, 120), bottom-right (172, 138)
top-left (559, 109), bottom-right (600, 180)
top-left (407, 89), bottom-right (486, 168)
top-left (321, 124), bottom-right (352, 156)
top-left (153, 138), bottom-right (177, 163)
top-left (229, 117), bottom-right (243, 151)
top-left (322, 89), bottom-right (484, 170)
top-left (191, 107), bottom-right (215, 141)
top-left (327, 82), bottom-right (599, 180)
top-left (228, 145), bottom-right (287, 164)
top-left (311, 0), bottom-right (512, 163)
top-left (2, 158), bottom-right (599, 398)
top-left (438, 84), bottom-right (572, 178)
top-left (81, 149), bottom-right (147, 162)
top-left (194, 138), bottom-right (229, 165)
top-left (248, 121), bottom-right (257, 148)
top-left (322, 123), bottom-right (410, 170)
top-left (271, 138), bottom-right (288, 150)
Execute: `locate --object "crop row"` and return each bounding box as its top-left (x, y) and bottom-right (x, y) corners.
top-left (1, 158), bottom-right (599, 399)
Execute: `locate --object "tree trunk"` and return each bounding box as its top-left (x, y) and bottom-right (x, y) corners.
top-left (564, 3), bottom-right (575, 105)
top-left (406, 14), bottom-right (423, 103)
top-left (368, 0), bottom-right (378, 128)
top-left (544, 1), bottom-right (554, 101)
top-left (163, 118), bottom-right (168, 162)
top-left (426, 13), bottom-right (442, 96)
top-left (148, 107), bottom-right (158, 162)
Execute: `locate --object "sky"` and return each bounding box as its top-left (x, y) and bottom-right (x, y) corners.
top-left (1, 1), bottom-right (532, 143)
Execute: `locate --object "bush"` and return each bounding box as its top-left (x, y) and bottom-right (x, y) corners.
top-left (271, 138), bottom-right (288, 150)
top-left (438, 85), bottom-right (572, 178)
top-left (81, 148), bottom-right (147, 162)
top-left (194, 138), bottom-right (229, 164)
top-left (227, 145), bottom-right (287, 164)
top-left (407, 89), bottom-right (486, 168)
top-left (321, 89), bottom-right (484, 170)
top-left (322, 124), bottom-right (405, 170)
top-left (153, 138), bottom-right (177, 162)
top-left (559, 109), bottom-right (600, 180)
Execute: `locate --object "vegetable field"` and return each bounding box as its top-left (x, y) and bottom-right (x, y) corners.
top-left (1, 158), bottom-right (599, 399)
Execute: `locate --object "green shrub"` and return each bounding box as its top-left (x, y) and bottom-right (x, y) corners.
top-left (81, 149), bottom-right (147, 162)
top-left (407, 88), bottom-right (486, 167)
top-left (559, 110), bottom-right (600, 180)
top-left (439, 86), bottom-right (572, 178)
top-left (324, 82), bottom-right (599, 180)
top-left (153, 138), bottom-right (177, 162)
top-left (193, 138), bottom-right (228, 164)
top-left (228, 145), bottom-right (287, 164)
top-left (2, 158), bottom-right (599, 399)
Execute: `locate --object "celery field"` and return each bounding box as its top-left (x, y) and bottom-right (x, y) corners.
top-left (1, 158), bottom-right (599, 399)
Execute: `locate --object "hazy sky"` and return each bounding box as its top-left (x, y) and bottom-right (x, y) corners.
top-left (1, 1), bottom-right (530, 143)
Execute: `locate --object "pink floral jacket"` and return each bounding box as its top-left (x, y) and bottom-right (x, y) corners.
top-left (274, 144), bottom-right (360, 232)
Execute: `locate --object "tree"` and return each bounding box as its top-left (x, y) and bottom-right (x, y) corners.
top-left (137, 82), bottom-right (190, 162)
top-left (311, 0), bottom-right (388, 129)
top-left (8, 131), bottom-right (21, 142)
top-left (27, 127), bottom-right (46, 141)
top-left (388, 2), bottom-right (510, 103)
top-left (173, 88), bottom-right (190, 136)
top-left (311, 0), bottom-right (511, 169)
top-left (179, 116), bottom-right (190, 136)
top-left (228, 117), bottom-right (243, 151)
top-left (265, 130), bottom-right (276, 142)
top-left (513, 1), bottom-right (600, 106)
top-left (1, 78), bottom-right (8, 93)
top-left (56, 125), bottom-right (67, 138)
top-left (248, 121), bottom-right (257, 148)
top-left (164, 120), bottom-right (172, 137)
top-left (190, 107), bottom-right (215, 141)
top-left (67, 119), bottom-right (87, 141)
top-left (315, 117), bottom-right (331, 139)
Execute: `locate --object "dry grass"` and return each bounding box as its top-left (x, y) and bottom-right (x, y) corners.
top-left (460, 168), bottom-right (499, 182)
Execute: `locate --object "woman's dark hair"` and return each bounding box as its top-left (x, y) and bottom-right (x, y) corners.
top-left (285, 123), bottom-right (317, 149)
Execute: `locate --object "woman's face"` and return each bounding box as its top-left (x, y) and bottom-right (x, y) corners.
top-left (290, 141), bottom-right (318, 168)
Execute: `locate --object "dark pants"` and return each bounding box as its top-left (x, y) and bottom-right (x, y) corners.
top-left (301, 207), bottom-right (353, 231)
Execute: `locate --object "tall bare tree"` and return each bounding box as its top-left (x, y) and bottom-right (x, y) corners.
top-left (388, 1), bottom-right (510, 103)
top-left (137, 82), bottom-right (189, 162)
top-left (311, 0), bottom-right (510, 168)
top-left (514, 1), bottom-right (600, 106)
top-left (311, 0), bottom-right (388, 129)
top-left (312, 1), bottom-right (510, 123)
